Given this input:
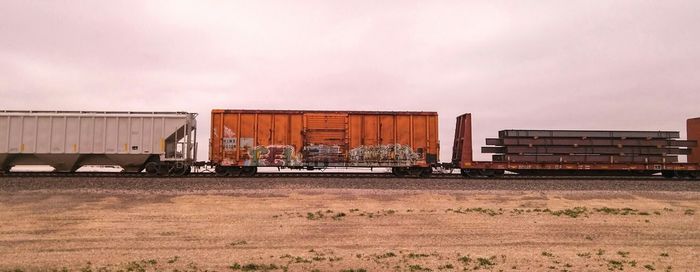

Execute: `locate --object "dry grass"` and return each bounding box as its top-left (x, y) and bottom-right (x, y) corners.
top-left (0, 188), bottom-right (698, 271)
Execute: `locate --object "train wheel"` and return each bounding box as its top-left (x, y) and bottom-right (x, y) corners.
top-left (661, 171), bottom-right (676, 179)
top-left (407, 167), bottom-right (427, 177)
top-left (461, 169), bottom-right (480, 178)
top-left (478, 169), bottom-right (503, 178)
top-left (676, 171), bottom-right (694, 179)
top-left (392, 167), bottom-right (408, 177)
top-left (241, 167), bottom-right (257, 177)
top-left (419, 167), bottom-right (433, 178)
top-left (145, 162), bottom-right (160, 176)
top-left (169, 162), bottom-right (188, 176)
top-left (478, 170), bottom-right (491, 177)
top-left (215, 165), bottom-right (229, 176)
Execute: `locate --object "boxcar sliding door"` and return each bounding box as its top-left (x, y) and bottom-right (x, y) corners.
top-left (302, 113), bottom-right (348, 164)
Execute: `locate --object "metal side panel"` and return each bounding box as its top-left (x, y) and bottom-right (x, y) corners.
top-left (211, 109), bottom-right (437, 167)
top-left (8, 116), bottom-right (22, 153)
top-left (0, 116), bottom-right (9, 153)
top-left (492, 137), bottom-right (696, 147)
top-left (36, 116), bottom-right (51, 153)
top-left (499, 130), bottom-right (680, 139)
top-left (452, 113), bottom-right (473, 165)
top-left (0, 112), bottom-right (197, 170)
top-left (303, 113), bottom-right (347, 163)
top-left (493, 154), bottom-right (679, 164)
top-left (495, 146), bottom-right (689, 155)
top-left (66, 117), bottom-right (81, 153)
top-left (688, 118), bottom-right (700, 163)
top-left (105, 117), bottom-right (119, 153)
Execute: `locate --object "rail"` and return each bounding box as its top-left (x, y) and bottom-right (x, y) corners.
top-left (0, 171), bottom-right (689, 180)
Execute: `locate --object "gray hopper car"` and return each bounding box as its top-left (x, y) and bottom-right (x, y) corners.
top-left (0, 111), bottom-right (197, 175)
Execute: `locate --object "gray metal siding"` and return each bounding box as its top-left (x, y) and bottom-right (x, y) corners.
top-left (0, 112), bottom-right (192, 156)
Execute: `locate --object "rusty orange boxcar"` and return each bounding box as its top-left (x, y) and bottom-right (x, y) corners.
top-left (210, 110), bottom-right (438, 176)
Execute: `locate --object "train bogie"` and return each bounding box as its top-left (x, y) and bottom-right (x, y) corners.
top-left (0, 111), bottom-right (197, 174)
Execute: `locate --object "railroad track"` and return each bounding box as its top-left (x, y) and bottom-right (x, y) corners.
top-left (0, 171), bottom-right (690, 180)
top-left (0, 172), bottom-right (405, 179)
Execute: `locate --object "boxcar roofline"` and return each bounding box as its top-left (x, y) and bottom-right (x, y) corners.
top-left (212, 109), bottom-right (438, 115)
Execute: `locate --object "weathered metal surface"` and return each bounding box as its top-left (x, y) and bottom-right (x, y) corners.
top-left (492, 155), bottom-right (678, 164)
top-left (463, 161), bottom-right (699, 172)
top-left (0, 111), bottom-right (197, 172)
top-left (499, 130), bottom-right (680, 139)
top-left (482, 146), bottom-right (691, 155)
top-left (688, 118), bottom-right (700, 163)
top-left (452, 113), bottom-right (700, 175)
top-left (213, 109), bottom-right (437, 115)
top-left (485, 138), bottom-right (697, 147)
top-left (451, 113), bottom-right (473, 164)
top-left (480, 146), bottom-right (506, 153)
top-left (210, 109), bottom-right (439, 167)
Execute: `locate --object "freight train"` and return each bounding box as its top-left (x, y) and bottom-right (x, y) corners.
top-left (1, 110), bottom-right (699, 178)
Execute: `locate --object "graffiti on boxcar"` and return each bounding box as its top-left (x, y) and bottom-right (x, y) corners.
top-left (349, 144), bottom-right (420, 164)
top-left (244, 145), bottom-right (301, 166)
top-left (303, 144), bottom-right (343, 162)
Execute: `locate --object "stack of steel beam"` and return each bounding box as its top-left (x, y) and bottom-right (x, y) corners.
top-left (483, 129), bottom-right (696, 164)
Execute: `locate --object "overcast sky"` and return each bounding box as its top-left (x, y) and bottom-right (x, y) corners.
top-left (1, 1), bottom-right (699, 161)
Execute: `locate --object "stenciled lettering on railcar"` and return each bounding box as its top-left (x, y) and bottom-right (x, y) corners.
top-left (223, 126), bottom-right (237, 150)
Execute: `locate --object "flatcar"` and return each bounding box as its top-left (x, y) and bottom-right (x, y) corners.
top-left (452, 113), bottom-right (700, 178)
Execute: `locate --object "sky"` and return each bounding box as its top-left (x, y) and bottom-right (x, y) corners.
top-left (1, 0), bottom-right (699, 162)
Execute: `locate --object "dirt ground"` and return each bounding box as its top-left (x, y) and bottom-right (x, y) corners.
top-left (0, 183), bottom-right (698, 271)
